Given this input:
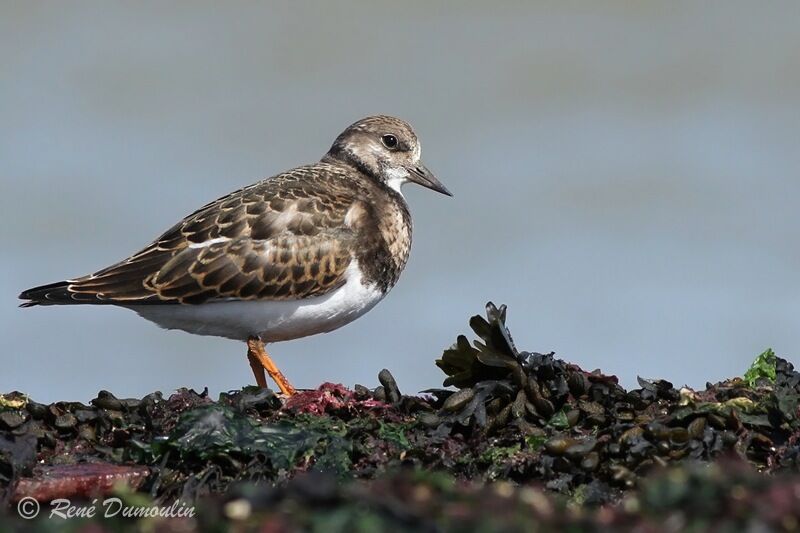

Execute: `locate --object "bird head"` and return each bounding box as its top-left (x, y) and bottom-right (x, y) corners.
top-left (325, 115), bottom-right (452, 197)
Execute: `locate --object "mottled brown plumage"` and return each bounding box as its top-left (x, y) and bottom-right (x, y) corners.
top-left (21, 116), bottom-right (449, 308)
top-left (21, 162), bottom-right (416, 306)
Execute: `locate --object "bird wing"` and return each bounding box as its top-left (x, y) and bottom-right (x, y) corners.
top-left (20, 166), bottom-right (367, 306)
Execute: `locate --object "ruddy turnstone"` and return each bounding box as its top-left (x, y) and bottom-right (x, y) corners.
top-left (19, 115), bottom-right (451, 396)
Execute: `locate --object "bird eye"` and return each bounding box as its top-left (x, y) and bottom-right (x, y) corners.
top-left (381, 134), bottom-right (399, 149)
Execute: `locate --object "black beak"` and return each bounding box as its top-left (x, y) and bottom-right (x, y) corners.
top-left (406, 163), bottom-right (453, 197)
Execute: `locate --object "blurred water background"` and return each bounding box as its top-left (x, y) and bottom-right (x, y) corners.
top-left (2, 2), bottom-right (799, 402)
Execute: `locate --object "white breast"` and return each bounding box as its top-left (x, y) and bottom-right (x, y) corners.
top-left (127, 262), bottom-right (386, 342)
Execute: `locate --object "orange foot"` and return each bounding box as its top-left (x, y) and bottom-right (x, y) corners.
top-left (246, 336), bottom-right (297, 396)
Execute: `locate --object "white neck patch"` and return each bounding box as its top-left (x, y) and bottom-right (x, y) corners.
top-left (385, 167), bottom-right (409, 194)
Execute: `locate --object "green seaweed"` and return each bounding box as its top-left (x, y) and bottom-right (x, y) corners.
top-left (163, 405), bottom-right (329, 471)
top-left (744, 348), bottom-right (777, 387)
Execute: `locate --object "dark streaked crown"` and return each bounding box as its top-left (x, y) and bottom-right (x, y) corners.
top-left (324, 115), bottom-right (420, 181)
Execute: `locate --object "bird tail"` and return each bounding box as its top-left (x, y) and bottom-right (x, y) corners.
top-left (19, 281), bottom-right (77, 307)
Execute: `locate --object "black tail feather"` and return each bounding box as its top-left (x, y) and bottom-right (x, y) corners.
top-left (19, 281), bottom-right (75, 307)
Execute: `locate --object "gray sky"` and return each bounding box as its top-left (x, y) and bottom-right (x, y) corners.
top-left (2, 1), bottom-right (799, 402)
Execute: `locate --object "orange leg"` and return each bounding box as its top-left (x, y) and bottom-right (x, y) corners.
top-left (246, 336), bottom-right (296, 396)
top-left (247, 349), bottom-right (268, 388)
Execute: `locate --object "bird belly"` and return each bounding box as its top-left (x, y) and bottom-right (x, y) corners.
top-left (127, 263), bottom-right (386, 342)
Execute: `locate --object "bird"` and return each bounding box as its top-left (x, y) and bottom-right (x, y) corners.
top-left (19, 115), bottom-right (452, 396)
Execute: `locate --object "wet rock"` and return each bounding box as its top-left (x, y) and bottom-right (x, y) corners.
top-left (564, 438), bottom-right (597, 461)
top-left (669, 427), bottom-right (690, 447)
top-left (92, 390), bottom-right (124, 411)
top-left (25, 400), bottom-right (48, 420)
top-left (373, 386), bottom-right (387, 402)
top-left (53, 413), bottom-right (78, 431)
top-left (378, 369), bottom-right (401, 404)
top-left (353, 384), bottom-right (371, 400)
top-left (73, 409), bottom-right (97, 423)
top-left (442, 388), bottom-right (475, 413)
top-left (13, 463), bottom-right (150, 502)
top-left (544, 437), bottom-right (578, 456)
top-left (0, 411), bottom-right (26, 430)
top-left (581, 452), bottom-right (600, 471)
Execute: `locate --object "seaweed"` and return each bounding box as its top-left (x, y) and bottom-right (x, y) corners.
top-left (744, 348), bottom-right (777, 387)
top-left (1, 302), bottom-right (799, 531)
